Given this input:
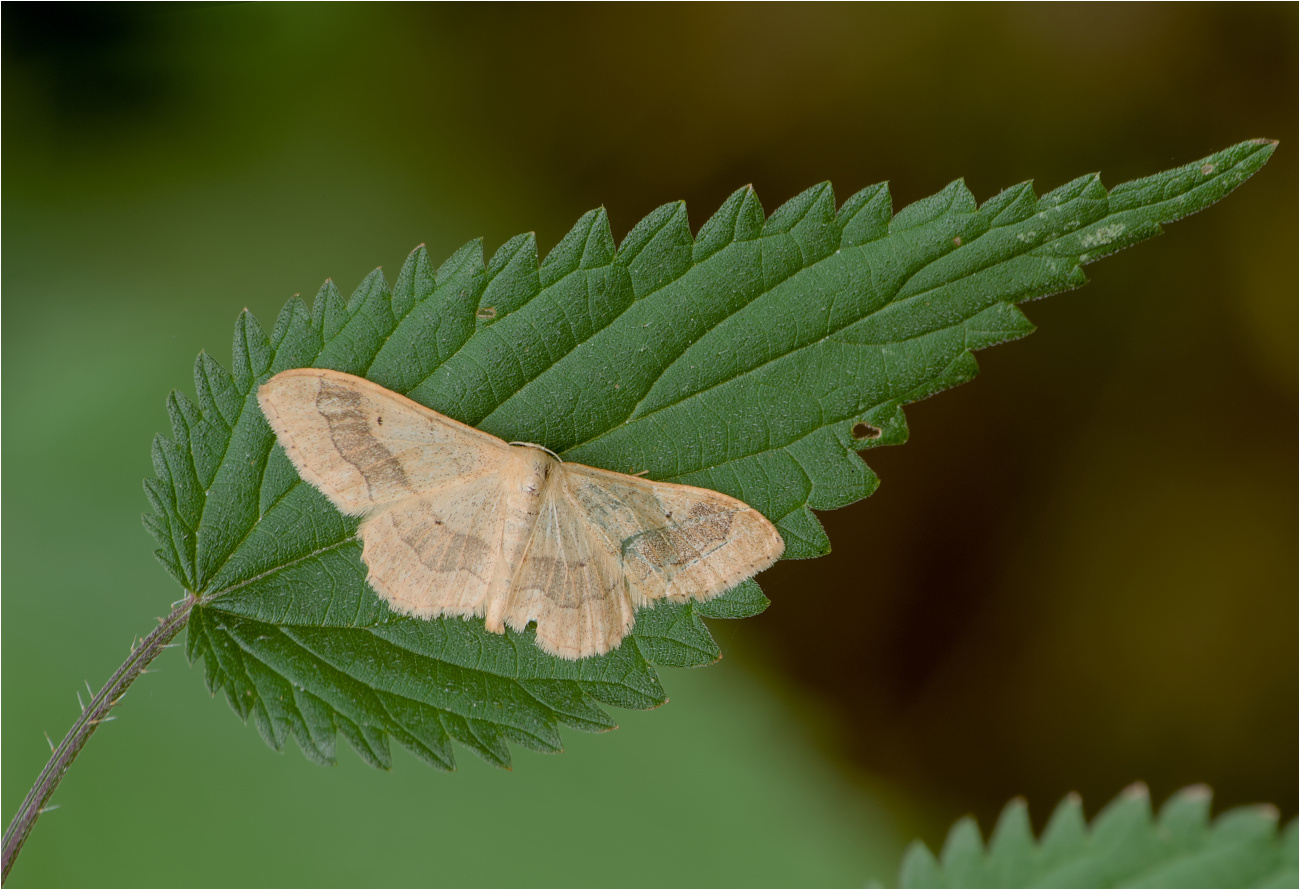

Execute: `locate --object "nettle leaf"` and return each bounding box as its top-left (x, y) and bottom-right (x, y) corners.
top-left (898, 784), bottom-right (1298, 888)
top-left (145, 140), bottom-right (1274, 769)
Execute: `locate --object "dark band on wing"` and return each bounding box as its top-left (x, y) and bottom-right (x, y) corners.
top-left (316, 378), bottom-right (411, 497)
top-left (621, 502), bottom-right (735, 570)
top-left (384, 500), bottom-right (494, 581)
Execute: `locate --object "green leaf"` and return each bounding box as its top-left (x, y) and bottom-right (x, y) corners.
top-left (144, 140), bottom-right (1275, 769)
top-left (898, 784), bottom-right (1298, 888)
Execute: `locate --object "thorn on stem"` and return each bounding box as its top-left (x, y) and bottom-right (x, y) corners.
top-left (43, 731), bottom-right (55, 751)
top-left (38, 805), bottom-right (60, 815)
top-left (76, 691), bottom-right (86, 712)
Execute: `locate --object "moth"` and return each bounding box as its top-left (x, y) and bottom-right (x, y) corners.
top-left (257, 369), bottom-right (785, 659)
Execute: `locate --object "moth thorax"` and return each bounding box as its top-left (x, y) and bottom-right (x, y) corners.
top-left (510, 443), bottom-right (558, 496)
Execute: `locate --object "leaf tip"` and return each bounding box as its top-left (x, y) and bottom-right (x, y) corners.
top-left (1252, 803), bottom-right (1282, 821)
top-left (1121, 781), bottom-right (1151, 801)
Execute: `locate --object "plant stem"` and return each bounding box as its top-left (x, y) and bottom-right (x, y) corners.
top-left (1, 593), bottom-right (196, 884)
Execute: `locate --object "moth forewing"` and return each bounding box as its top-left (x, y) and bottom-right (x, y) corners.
top-left (257, 368), bottom-right (510, 514)
top-left (258, 369), bottom-right (785, 659)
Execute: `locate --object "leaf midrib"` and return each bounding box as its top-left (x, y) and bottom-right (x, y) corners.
top-left (198, 149), bottom-right (1249, 608)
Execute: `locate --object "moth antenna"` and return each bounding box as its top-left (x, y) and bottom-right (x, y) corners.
top-left (507, 441), bottom-right (563, 461)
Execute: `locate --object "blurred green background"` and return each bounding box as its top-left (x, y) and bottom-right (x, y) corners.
top-left (3, 4), bottom-right (1295, 886)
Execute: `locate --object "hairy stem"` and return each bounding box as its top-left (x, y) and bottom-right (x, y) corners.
top-left (2, 594), bottom-right (196, 884)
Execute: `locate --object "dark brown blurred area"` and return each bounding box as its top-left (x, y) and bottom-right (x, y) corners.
top-left (5, 1), bottom-right (1295, 855)
top-left (400, 3), bottom-right (1299, 835)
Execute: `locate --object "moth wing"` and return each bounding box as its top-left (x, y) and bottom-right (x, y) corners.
top-left (359, 474), bottom-right (508, 621)
top-left (258, 368), bottom-right (510, 514)
top-left (560, 463), bottom-right (784, 606)
top-left (503, 481), bottom-right (633, 659)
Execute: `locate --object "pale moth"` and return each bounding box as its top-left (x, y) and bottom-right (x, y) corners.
top-left (258, 369), bottom-right (785, 659)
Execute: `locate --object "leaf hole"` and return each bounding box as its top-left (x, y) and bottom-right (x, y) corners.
top-left (852, 422), bottom-right (882, 441)
top-left (1201, 163), bottom-right (1215, 175)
